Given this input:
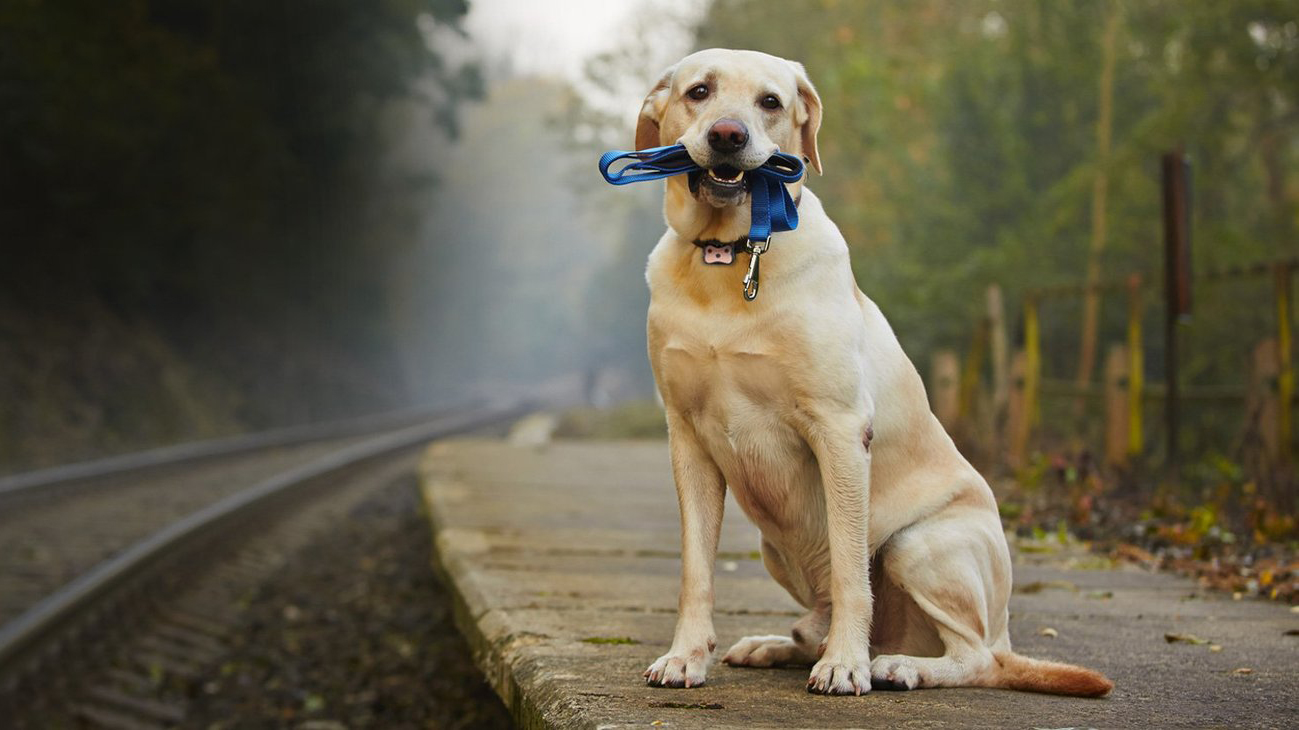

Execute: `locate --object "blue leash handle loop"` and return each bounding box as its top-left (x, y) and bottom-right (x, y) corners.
top-left (597, 144), bottom-right (804, 243)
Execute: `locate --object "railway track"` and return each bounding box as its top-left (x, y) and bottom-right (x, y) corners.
top-left (0, 402), bottom-right (529, 727)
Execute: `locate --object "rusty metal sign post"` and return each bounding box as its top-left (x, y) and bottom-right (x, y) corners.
top-left (1162, 150), bottom-right (1193, 479)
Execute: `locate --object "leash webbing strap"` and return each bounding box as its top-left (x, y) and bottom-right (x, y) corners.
top-left (745, 153), bottom-right (803, 241)
top-left (597, 145), bottom-right (698, 184)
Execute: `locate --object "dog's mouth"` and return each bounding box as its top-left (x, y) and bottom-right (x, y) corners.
top-left (688, 164), bottom-right (752, 203)
top-left (707, 164), bottom-right (746, 185)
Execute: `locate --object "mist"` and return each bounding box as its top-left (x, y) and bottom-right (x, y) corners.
top-left (391, 77), bottom-right (644, 404)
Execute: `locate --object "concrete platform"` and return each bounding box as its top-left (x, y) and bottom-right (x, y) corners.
top-left (419, 439), bottom-right (1299, 729)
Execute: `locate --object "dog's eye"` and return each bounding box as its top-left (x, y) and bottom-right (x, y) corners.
top-left (760, 94), bottom-right (782, 110)
top-left (687, 84), bottom-right (709, 101)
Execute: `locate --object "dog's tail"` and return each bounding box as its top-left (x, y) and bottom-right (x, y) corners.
top-left (983, 651), bottom-right (1113, 697)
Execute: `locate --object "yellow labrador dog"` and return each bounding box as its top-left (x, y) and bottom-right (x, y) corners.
top-left (638, 49), bottom-right (1112, 697)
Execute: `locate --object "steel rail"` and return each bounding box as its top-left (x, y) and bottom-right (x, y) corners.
top-left (0, 399), bottom-right (483, 498)
top-left (0, 401), bottom-right (528, 682)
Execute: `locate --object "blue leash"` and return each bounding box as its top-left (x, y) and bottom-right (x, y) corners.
top-left (598, 144), bottom-right (804, 300)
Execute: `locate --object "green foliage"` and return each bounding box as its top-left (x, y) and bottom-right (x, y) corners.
top-left (1, 0), bottom-right (474, 305)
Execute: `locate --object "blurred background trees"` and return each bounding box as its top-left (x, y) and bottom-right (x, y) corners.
top-left (0, 0), bottom-right (481, 466)
top-left (689, 0), bottom-right (1296, 354)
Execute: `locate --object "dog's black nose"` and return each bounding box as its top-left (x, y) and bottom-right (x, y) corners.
top-left (707, 119), bottom-right (749, 153)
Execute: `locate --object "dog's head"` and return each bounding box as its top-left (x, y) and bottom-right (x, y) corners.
top-left (636, 49), bottom-right (822, 209)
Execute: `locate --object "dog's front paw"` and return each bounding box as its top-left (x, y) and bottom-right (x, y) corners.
top-left (644, 646), bottom-right (711, 688)
top-left (807, 653), bottom-right (872, 695)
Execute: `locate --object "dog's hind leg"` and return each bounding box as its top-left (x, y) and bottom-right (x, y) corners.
top-left (723, 608), bottom-right (828, 667)
top-left (867, 502), bottom-right (1010, 690)
top-left (868, 498), bottom-right (1112, 696)
top-left (723, 539), bottom-right (827, 668)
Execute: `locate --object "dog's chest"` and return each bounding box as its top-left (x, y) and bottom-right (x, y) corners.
top-left (657, 327), bottom-right (791, 417)
top-left (656, 332), bottom-right (817, 531)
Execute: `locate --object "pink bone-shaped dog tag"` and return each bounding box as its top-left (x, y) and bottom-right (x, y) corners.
top-left (702, 243), bottom-right (735, 265)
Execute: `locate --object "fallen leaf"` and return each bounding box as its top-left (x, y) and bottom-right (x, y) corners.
top-left (1017, 580), bottom-right (1078, 594)
top-left (1231, 667), bottom-right (1253, 675)
top-left (1209, 644), bottom-right (1223, 652)
top-left (1086, 590), bottom-right (1114, 600)
top-left (1039, 627), bottom-right (1059, 638)
top-left (1115, 543), bottom-right (1158, 565)
top-left (1164, 633), bottom-right (1211, 645)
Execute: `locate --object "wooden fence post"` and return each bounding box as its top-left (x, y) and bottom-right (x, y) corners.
top-left (1249, 339), bottom-right (1281, 463)
top-left (1007, 350), bottom-right (1028, 469)
top-left (1023, 295), bottom-right (1041, 431)
top-left (1126, 274), bottom-right (1144, 458)
top-left (959, 318), bottom-right (989, 427)
top-left (931, 350), bottom-right (961, 432)
top-left (1275, 263), bottom-right (1293, 462)
top-left (1104, 344), bottom-right (1129, 467)
top-left (987, 284), bottom-right (1010, 422)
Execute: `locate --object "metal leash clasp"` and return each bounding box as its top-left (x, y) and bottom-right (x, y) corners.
top-left (742, 237), bottom-right (769, 301)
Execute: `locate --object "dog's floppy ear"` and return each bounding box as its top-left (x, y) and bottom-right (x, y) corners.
top-left (789, 61), bottom-right (823, 175)
top-left (635, 65), bottom-right (676, 151)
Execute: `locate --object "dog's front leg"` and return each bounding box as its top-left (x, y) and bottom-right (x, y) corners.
top-left (805, 413), bottom-right (874, 695)
top-left (645, 413), bottom-right (725, 688)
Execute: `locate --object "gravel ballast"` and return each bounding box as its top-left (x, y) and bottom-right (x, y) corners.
top-left (188, 473), bottom-right (513, 729)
